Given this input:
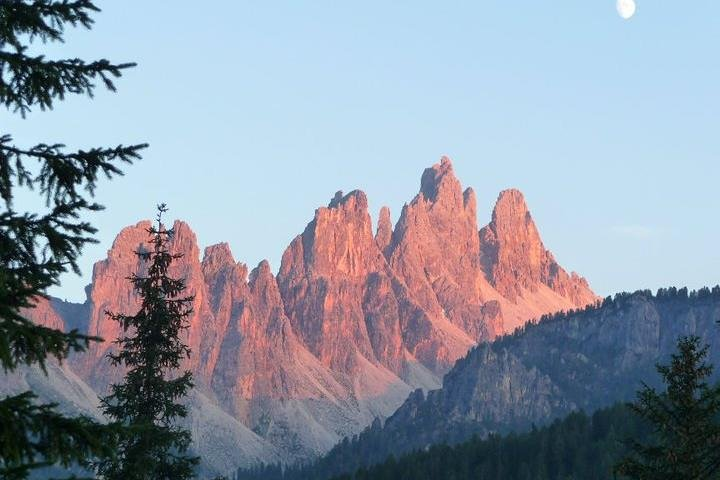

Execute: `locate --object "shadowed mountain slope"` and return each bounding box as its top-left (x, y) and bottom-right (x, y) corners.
top-left (279, 287), bottom-right (720, 479)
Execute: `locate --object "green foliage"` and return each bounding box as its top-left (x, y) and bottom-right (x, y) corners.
top-left (0, 1), bottom-right (145, 477)
top-left (236, 403), bottom-right (652, 480)
top-left (0, 0), bottom-right (136, 116)
top-left (614, 336), bottom-right (720, 479)
top-left (96, 205), bottom-right (198, 480)
top-left (0, 391), bottom-right (121, 480)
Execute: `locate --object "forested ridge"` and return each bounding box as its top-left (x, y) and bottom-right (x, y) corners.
top-left (237, 403), bottom-right (651, 480)
top-left (236, 286), bottom-right (720, 480)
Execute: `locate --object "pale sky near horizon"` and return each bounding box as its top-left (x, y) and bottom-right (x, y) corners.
top-left (10, 1), bottom-right (720, 302)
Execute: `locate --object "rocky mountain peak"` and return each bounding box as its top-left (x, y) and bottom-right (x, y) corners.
top-left (419, 156), bottom-right (462, 205)
top-left (480, 189), bottom-right (545, 296)
top-left (202, 242), bottom-right (248, 310)
top-left (388, 157), bottom-right (498, 352)
top-left (282, 189), bottom-right (376, 279)
top-left (328, 189), bottom-right (368, 211)
top-left (249, 260), bottom-right (280, 303)
top-left (170, 220), bottom-right (202, 261)
top-left (493, 189), bottom-right (530, 221)
top-left (375, 206), bottom-right (392, 253)
top-left (479, 189), bottom-right (597, 312)
top-left (105, 220), bottom-right (152, 260)
top-left (203, 242), bottom-right (236, 269)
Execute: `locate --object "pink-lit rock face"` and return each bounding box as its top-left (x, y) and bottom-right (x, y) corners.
top-left (388, 157), bottom-right (503, 353)
top-left (479, 189), bottom-right (599, 331)
top-left (375, 206), bottom-right (393, 253)
top-left (74, 220), bottom-right (150, 386)
top-left (22, 296), bottom-right (65, 331)
top-left (210, 260), bottom-right (350, 407)
top-left (199, 242), bottom-right (249, 381)
top-left (277, 190), bottom-right (408, 377)
top-left (22, 157), bottom-right (599, 463)
top-left (75, 220), bottom-right (217, 390)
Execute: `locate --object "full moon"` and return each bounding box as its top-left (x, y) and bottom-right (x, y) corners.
top-left (617, 0), bottom-right (637, 19)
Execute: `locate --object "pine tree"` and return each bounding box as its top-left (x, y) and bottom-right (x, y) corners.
top-left (97, 204), bottom-right (199, 480)
top-left (614, 336), bottom-right (720, 479)
top-left (1, 1), bottom-right (145, 477)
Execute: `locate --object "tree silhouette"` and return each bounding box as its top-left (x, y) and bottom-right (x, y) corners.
top-left (614, 336), bottom-right (720, 479)
top-left (0, 1), bottom-right (145, 478)
top-left (97, 205), bottom-right (198, 480)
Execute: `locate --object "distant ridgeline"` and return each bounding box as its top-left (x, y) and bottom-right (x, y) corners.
top-left (236, 403), bottom-right (651, 480)
top-left (236, 286), bottom-right (720, 480)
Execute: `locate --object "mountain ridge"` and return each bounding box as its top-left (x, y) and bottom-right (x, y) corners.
top-left (289, 287), bottom-right (720, 480)
top-left (19, 157), bottom-right (598, 475)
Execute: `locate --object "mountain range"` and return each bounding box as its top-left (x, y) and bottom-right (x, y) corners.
top-left (282, 287), bottom-right (720, 479)
top-left (5, 158), bottom-right (598, 477)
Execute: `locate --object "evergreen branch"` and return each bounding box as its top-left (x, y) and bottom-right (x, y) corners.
top-left (1, 1), bottom-right (145, 477)
top-left (0, 315), bottom-right (100, 373)
top-left (0, 391), bottom-right (119, 479)
top-left (0, 135), bottom-right (147, 206)
top-left (0, 1), bottom-right (98, 48)
top-left (0, 50), bottom-right (136, 115)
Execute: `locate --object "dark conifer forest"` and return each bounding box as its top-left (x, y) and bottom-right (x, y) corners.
top-left (236, 403), bottom-right (652, 480)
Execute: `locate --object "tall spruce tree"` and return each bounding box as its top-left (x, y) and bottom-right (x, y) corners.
top-left (0, 1), bottom-right (145, 478)
top-left (614, 335), bottom-right (720, 479)
top-left (97, 204), bottom-right (198, 480)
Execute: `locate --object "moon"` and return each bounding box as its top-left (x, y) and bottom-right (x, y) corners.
top-left (617, 0), bottom-right (637, 19)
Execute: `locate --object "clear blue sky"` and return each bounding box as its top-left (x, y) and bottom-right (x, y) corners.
top-left (12, 1), bottom-right (719, 301)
